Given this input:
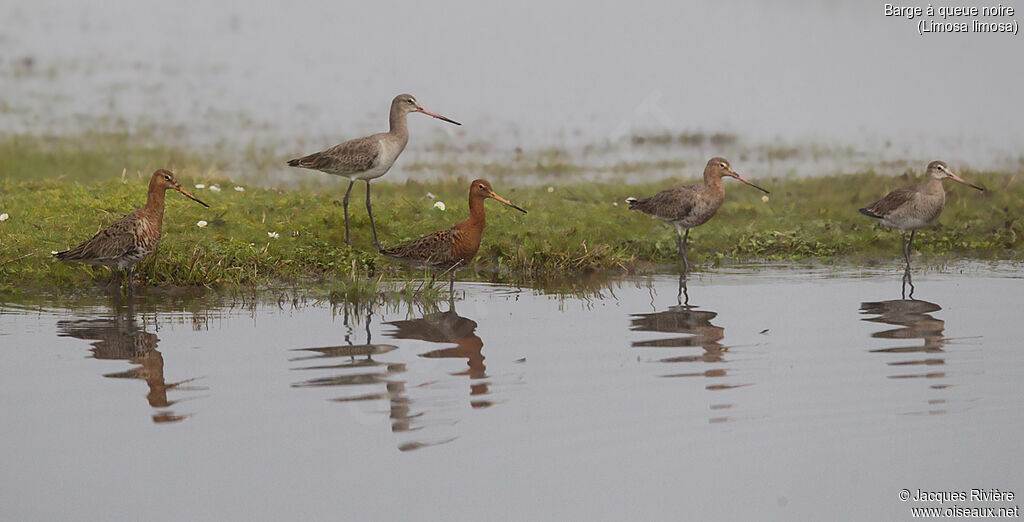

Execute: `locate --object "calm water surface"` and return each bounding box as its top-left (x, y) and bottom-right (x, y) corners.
top-left (2, 2), bottom-right (1022, 177)
top-left (1, 265), bottom-right (1022, 520)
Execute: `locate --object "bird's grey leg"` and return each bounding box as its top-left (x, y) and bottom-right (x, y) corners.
top-left (342, 179), bottom-right (355, 245)
top-left (901, 265), bottom-right (913, 300)
top-left (901, 231), bottom-right (909, 267)
top-left (678, 229), bottom-right (690, 275)
top-left (364, 180), bottom-right (380, 248)
top-left (907, 230), bottom-right (916, 264)
top-left (126, 267), bottom-right (135, 296)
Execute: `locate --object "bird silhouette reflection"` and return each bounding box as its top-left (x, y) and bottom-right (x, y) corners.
top-left (289, 307), bottom-right (417, 432)
top-left (631, 276), bottom-right (744, 392)
top-left (56, 295), bottom-right (198, 423)
top-left (385, 297), bottom-right (490, 408)
top-left (860, 276), bottom-right (951, 411)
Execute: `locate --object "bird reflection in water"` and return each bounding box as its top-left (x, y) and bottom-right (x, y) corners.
top-left (385, 297), bottom-right (489, 408)
top-left (289, 306), bottom-right (421, 433)
top-left (860, 272), bottom-right (951, 413)
top-left (56, 295), bottom-right (200, 423)
top-left (291, 297), bottom-right (499, 451)
top-left (630, 276), bottom-right (745, 422)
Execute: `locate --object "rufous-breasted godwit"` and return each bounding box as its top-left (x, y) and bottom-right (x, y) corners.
top-left (54, 169), bottom-right (208, 290)
top-left (859, 160), bottom-right (984, 268)
top-left (380, 179), bottom-right (526, 290)
top-left (287, 94), bottom-right (461, 248)
top-left (627, 157), bottom-right (769, 273)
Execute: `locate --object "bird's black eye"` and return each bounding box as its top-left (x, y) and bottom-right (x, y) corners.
top-left (164, 175), bottom-right (171, 180)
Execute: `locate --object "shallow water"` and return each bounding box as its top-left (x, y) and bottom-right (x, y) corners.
top-left (2, 2), bottom-right (1022, 178)
top-left (2, 265), bottom-right (1023, 520)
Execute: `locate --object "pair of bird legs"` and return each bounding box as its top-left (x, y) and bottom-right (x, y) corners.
top-left (107, 268), bottom-right (136, 295)
top-left (676, 229), bottom-right (691, 276)
top-left (342, 179), bottom-right (380, 248)
top-left (900, 230), bottom-right (917, 300)
top-left (676, 273), bottom-right (692, 308)
top-left (427, 264), bottom-right (460, 295)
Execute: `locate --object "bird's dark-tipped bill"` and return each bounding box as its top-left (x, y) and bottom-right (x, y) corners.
top-left (732, 173), bottom-right (770, 194)
top-left (176, 186), bottom-right (210, 207)
top-left (949, 173), bottom-right (985, 191)
top-left (491, 192), bottom-right (527, 213)
top-left (418, 108), bottom-right (462, 126)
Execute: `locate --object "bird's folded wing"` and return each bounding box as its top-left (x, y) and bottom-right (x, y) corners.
top-left (863, 186), bottom-right (917, 217)
top-left (290, 136), bottom-right (380, 174)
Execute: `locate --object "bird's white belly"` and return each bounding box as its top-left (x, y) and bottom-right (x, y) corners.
top-left (355, 139), bottom-right (402, 181)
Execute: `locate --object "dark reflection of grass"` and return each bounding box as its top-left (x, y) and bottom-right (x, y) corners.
top-left (1, 134), bottom-right (1022, 290)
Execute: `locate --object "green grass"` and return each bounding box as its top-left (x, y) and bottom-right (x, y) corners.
top-left (1, 134), bottom-right (1021, 292)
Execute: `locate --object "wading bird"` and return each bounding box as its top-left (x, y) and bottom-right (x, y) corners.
top-left (627, 157), bottom-right (769, 273)
top-left (859, 160), bottom-right (984, 269)
top-left (380, 179), bottom-right (526, 291)
top-left (54, 169), bottom-right (208, 291)
top-left (287, 94), bottom-right (461, 248)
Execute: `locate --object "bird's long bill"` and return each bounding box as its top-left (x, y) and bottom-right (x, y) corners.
top-left (730, 172), bottom-right (770, 194)
top-left (490, 192), bottom-right (527, 213)
top-left (175, 186), bottom-right (210, 207)
top-left (948, 172), bottom-right (985, 191)
top-left (417, 108), bottom-right (462, 126)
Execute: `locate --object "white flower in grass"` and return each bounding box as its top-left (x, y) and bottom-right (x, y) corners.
top-left (547, 186), bottom-right (554, 193)
top-left (433, 201), bottom-right (446, 211)
top-left (268, 231), bottom-right (280, 239)
top-left (0, 213), bottom-right (8, 222)
top-left (195, 184), bottom-right (206, 189)
top-left (234, 186), bottom-right (245, 192)
top-left (209, 184), bottom-right (222, 192)
top-left (426, 192), bottom-right (436, 200)
top-left (196, 220), bottom-right (208, 228)
top-left (762, 195), bottom-right (770, 203)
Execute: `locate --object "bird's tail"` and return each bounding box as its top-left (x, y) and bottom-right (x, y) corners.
top-left (286, 158), bottom-right (301, 167)
top-left (52, 250), bottom-right (70, 260)
top-left (858, 207), bottom-right (881, 219)
top-left (625, 197), bottom-right (641, 210)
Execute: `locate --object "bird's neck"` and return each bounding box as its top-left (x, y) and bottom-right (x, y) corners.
top-left (389, 109), bottom-right (410, 140)
top-left (926, 177), bottom-right (945, 194)
top-left (703, 173), bottom-right (724, 192)
top-left (145, 186), bottom-right (167, 213)
top-left (466, 194), bottom-right (486, 228)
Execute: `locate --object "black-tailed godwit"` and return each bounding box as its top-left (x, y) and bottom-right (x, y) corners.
top-left (627, 157), bottom-right (769, 273)
top-left (859, 160), bottom-right (984, 268)
top-left (287, 94), bottom-right (461, 248)
top-left (53, 169), bottom-right (208, 290)
top-left (380, 179), bottom-right (525, 290)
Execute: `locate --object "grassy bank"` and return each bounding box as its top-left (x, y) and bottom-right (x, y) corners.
top-left (0, 135), bottom-right (1021, 291)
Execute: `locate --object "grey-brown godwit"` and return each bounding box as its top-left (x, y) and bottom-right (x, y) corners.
top-left (380, 179), bottom-right (526, 290)
top-left (287, 94), bottom-right (461, 248)
top-left (53, 169), bottom-right (208, 290)
top-left (859, 160), bottom-right (984, 268)
top-left (627, 157), bottom-right (769, 273)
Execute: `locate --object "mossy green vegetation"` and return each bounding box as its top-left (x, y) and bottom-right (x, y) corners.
top-left (0, 134), bottom-right (1021, 292)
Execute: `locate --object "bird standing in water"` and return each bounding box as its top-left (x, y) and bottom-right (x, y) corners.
top-left (54, 169), bottom-right (208, 291)
top-left (380, 179), bottom-right (526, 291)
top-left (287, 94), bottom-right (461, 248)
top-left (859, 160), bottom-right (984, 269)
top-left (627, 157), bottom-right (769, 274)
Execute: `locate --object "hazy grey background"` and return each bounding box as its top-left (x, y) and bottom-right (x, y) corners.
top-left (1, 0), bottom-right (1021, 177)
